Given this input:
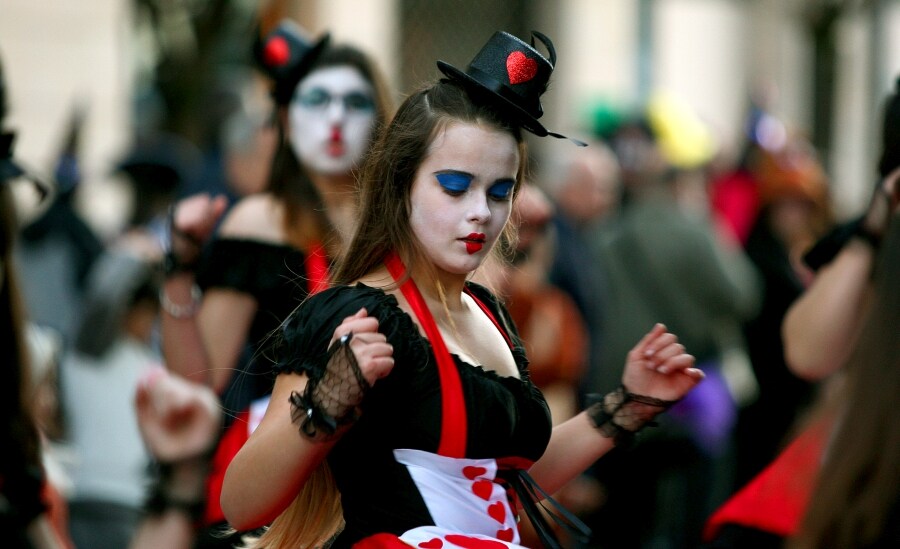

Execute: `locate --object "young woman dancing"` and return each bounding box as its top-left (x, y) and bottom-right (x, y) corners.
top-left (223, 30), bottom-right (704, 548)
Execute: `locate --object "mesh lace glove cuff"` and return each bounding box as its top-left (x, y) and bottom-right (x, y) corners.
top-left (586, 385), bottom-right (680, 448)
top-left (290, 332), bottom-right (371, 441)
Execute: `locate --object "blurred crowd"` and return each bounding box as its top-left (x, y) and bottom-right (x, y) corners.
top-left (2, 13), bottom-right (898, 549)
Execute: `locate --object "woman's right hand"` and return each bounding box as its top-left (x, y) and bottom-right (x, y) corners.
top-left (330, 308), bottom-right (395, 386)
top-left (169, 193), bottom-right (228, 264)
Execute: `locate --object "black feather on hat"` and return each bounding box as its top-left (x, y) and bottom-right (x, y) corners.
top-left (437, 31), bottom-right (584, 146)
top-left (253, 20), bottom-right (330, 106)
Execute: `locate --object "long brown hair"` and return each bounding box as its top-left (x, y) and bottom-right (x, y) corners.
top-left (333, 78), bottom-right (527, 285)
top-left (268, 44), bottom-right (393, 252)
top-left (790, 218), bottom-right (900, 548)
top-left (1, 183), bottom-right (43, 493)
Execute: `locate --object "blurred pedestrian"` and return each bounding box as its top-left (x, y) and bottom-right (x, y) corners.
top-left (159, 20), bottom-right (393, 547)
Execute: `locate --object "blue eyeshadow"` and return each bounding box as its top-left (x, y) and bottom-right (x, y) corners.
top-left (488, 181), bottom-right (514, 199)
top-left (436, 172), bottom-right (472, 192)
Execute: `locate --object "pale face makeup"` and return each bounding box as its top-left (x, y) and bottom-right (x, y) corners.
top-left (409, 122), bottom-right (519, 278)
top-left (288, 66), bottom-right (376, 176)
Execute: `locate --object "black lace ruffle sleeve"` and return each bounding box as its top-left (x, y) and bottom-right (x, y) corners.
top-left (272, 284), bottom-right (426, 381)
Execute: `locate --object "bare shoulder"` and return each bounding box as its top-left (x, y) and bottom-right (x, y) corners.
top-left (218, 193), bottom-right (286, 243)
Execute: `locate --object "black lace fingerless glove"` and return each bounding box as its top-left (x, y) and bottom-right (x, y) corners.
top-left (290, 332), bottom-right (371, 441)
top-left (586, 385), bottom-right (680, 448)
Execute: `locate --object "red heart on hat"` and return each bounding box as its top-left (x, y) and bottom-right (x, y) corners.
top-left (487, 501), bottom-right (506, 524)
top-left (506, 51), bottom-right (538, 85)
top-left (462, 466), bottom-right (487, 480)
top-left (264, 36), bottom-right (291, 67)
top-left (472, 479), bottom-right (493, 500)
top-left (418, 538), bottom-right (443, 549)
top-left (496, 528), bottom-right (514, 542)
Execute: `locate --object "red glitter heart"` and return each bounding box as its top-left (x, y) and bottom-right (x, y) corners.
top-left (496, 528), bottom-right (514, 542)
top-left (487, 501), bottom-right (506, 524)
top-left (418, 538), bottom-right (443, 549)
top-left (506, 51), bottom-right (538, 84)
top-left (472, 479), bottom-right (492, 500)
top-left (462, 466), bottom-right (487, 480)
top-left (445, 535), bottom-right (507, 549)
top-left (264, 36), bottom-right (290, 67)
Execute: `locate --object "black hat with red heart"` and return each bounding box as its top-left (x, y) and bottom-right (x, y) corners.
top-left (253, 20), bottom-right (330, 106)
top-left (437, 31), bottom-right (582, 145)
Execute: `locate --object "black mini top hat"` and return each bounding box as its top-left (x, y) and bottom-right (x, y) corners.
top-left (253, 20), bottom-right (330, 106)
top-left (438, 31), bottom-right (583, 145)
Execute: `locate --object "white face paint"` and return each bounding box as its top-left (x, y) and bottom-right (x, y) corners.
top-left (288, 66), bottom-right (377, 176)
top-left (409, 122), bottom-right (519, 278)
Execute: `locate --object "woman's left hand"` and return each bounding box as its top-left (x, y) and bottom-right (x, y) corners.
top-left (621, 323), bottom-right (704, 402)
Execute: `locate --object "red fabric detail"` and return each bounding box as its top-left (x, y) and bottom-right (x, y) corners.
top-left (419, 539), bottom-right (444, 549)
top-left (505, 52), bottom-right (537, 85)
top-left (464, 288), bottom-right (512, 349)
top-left (702, 417), bottom-right (831, 541)
top-left (445, 534), bottom-right (508, 549)
top-left (352, 532), bottom-right (413, 548)
top-left (496, 456), bottom-right (534, 470)
top-left (463, 465), bottom-right (487, 480)
top-left (472, 479), bottom-right (492, 500)
top-left (496, 528), bottom-right (514, 542)
top-left (306, 240), bottom-right (330, 295)
top-left (263, 36), bottom-right (291, 67)
top-left (385, 252), bottom-right (467, 458)
top-left (487, 501), bottom-right (506, 524)
top-left (204, 409), bottom-right (251, 525)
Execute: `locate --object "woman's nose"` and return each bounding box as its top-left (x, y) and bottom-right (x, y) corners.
top-left (326, 98), bottom-right (347, 123)
top-left (467, 195), bottom-right (491, 224)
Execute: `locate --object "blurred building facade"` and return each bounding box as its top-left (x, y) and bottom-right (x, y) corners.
top-left (1, 0), bottom-right (898, 232)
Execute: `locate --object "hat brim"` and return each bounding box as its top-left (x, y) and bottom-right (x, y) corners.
top-left (436, 60), bottom-right (548, 137)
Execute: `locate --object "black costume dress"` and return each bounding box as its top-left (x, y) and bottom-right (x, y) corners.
top-left (196, 238), bottom-right (320, 416)
top-left (194, 237), bottom-right (328, 542)
top-left (274, 282), bottom-right (554, 547)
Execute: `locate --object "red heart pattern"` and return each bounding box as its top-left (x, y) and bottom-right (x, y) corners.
top-left (487, 501), bottom-right (506, 524)
top-left (444, 534), bottom-right (507, 549)
top-left (506, 51), bottom-right (538, 85)
top-left (496, 528), bottom-right (514, 542)
top-left (472, 479), bottom-right (493, 501)
top-left (418, 539), bottom-right (443, 549)
top-left (462, 466), bottom-right (487, 480)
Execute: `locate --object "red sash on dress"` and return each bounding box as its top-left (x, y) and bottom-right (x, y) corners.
top-left (384, 251), bottom-right (473, 458)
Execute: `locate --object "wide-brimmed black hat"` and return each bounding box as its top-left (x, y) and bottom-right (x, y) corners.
top-left (438, 31), bottom-right (582, 145)
top-left (253, 20), bottom-right (330, 106)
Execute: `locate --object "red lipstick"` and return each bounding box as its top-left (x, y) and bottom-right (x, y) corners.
top-left (327, 127), bottom-right (345, 157)
top-left (463, 232), bottom-right (486, 254)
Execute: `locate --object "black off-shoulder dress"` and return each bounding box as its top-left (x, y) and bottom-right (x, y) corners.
top-left (196, 238), bottom-right (315, 416)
